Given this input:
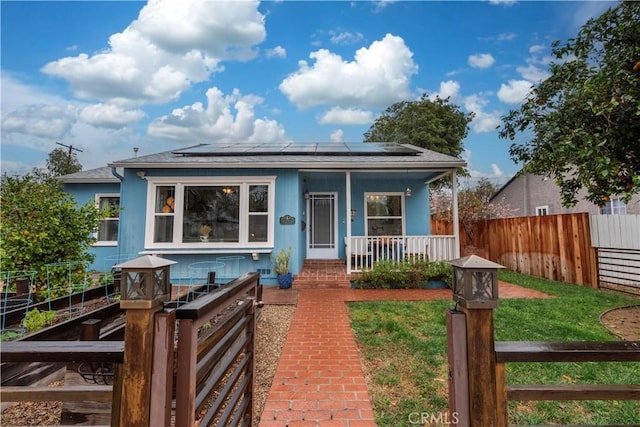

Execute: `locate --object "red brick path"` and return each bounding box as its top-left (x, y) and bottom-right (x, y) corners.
top-left (258, 284), bottom-right (550, 426)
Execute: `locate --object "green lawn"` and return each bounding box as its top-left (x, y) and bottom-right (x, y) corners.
top-left (348, 270), bottom-right (640, 426)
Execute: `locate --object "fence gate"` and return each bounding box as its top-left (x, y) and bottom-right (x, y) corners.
top-left (172, 272), bottom-right (262, 427)
top-left (590, 215), bottom-right (640, 294)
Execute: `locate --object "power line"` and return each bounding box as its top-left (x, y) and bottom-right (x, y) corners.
top-left (56, 141), bottom-right (83, 161)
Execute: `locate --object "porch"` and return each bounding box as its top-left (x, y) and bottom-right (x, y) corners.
top-left (293, 234), bottom-right (458, 288)
top-left (346, 234), bottom-right (457, 273)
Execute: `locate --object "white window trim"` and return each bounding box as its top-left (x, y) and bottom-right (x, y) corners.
top-left (364, 192), bottom-right (406, 236)
top-left (95, 193), bottom-right (120, 246)
top-left (535, 205), bottom-right (549, 216)
top-left (600, 197), bottom-right (627, 215)
top-left (144, 176), bottom-right (276, 249)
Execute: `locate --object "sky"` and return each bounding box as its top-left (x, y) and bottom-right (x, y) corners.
top-left (0, 0), bottom-right (616, 184)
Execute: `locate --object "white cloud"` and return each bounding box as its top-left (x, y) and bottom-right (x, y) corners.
top-left (319, 107), bottom-right (374, 125)
top-left (489, 0), bottom-right (517, 6)
top-left (529, 44), bottom-right (546, 55)
top-left (132, 0), bottom-right (265, 58)
top-left (513, 43), bottom-right (552, 82)
top-left (2, 104), bottom-right (78, 139)
top-left (148, 86), bottom-right (288, 143)
top-left (41, 0), bottom-right (266, 105)
top-left (464, 94), bottom-right (502, 133)
top-left (516, 64), bottom-right (550, 82)
top-left (431, 80), bottom-right (460, 101)
top-left (329, 31), bottom-right (364, 45)
top-left (0, 72), bottom-right (147, 171)
top-left (330, 129), bottom-right (344, 142)
top-left (79, 104), bottom-right (146, 129)
top-left (279, 33), bottom-right (417, 109)
top-left (373, 0), bottom-right (397, 12)
top-left (462, 149), bottom-right (508, 180)
top-left (468, 53), bottom-right (495, 69)
top-left (265, 46), bottom-right (286, 59)
top-left (497, 32), bottom-right (517, 42)
top-left (497, 80), bottom-right (533, 104)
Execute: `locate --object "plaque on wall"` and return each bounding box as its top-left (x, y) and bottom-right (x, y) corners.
top-left (279, 214), bottom-right (295, 225)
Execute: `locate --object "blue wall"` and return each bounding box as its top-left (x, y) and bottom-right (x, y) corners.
top-left (64, 182), bottom-right (121, 271)
top-left (66, 168), bottom-right (433, 283)
top-left (349, 173), bottom-right (430, 236)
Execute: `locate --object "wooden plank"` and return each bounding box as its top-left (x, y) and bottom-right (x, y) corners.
top-left (446, 310), bottom-right (470, 427)
top-left (175, 318), bottom-right (198, 427)
top-left (175, 272), bottom-right (258, 323)
top-left (461, 307), bottom-right (497, 426)
top-left (0, 385), bottom-right (112, 402)
top-left (495, 363), bottom-right (508, 427)
top-left (507, 384), bottom-right (640, 401)
top-left (150, 309), bottom-right (176, 427)
top-left (0, 341), bottom-right (124, 363)
top-left (495, 341), bottom-right (640, 363)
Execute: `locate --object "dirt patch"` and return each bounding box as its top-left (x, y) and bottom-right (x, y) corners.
top-left (600, 305), bottom-right (640, 341)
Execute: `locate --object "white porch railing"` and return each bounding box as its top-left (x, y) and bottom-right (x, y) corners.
top-left (347, 235), bottom-right (457, 273)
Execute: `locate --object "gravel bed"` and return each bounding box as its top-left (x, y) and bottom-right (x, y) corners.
top-left (253, 304), bottom-right (296, 425)
top-left (1, 304), bottom-right (296, 426)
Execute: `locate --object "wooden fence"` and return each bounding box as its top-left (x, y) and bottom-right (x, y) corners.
top-left (0, 272), bottom-right (262, 426)
top-left (432, 213), bottom-right (598, 287)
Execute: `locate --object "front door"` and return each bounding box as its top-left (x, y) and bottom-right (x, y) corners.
top-left (307, 193), bottom-right (338, 259)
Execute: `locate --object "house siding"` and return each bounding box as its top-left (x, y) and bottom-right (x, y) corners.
top-left (493, 174), bottom-right (640, 217)
top-left (64, 182), bottom-right (121, 271)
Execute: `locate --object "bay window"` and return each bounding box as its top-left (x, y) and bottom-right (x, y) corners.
top-left (146, 177), bottom-right (275, 248)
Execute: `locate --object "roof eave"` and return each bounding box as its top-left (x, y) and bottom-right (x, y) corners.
top-left (108, 160), bottom-right (466, 170)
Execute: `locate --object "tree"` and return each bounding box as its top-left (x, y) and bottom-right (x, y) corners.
top-left (364, 94), bottom-right (474, 159)
top-left (46, 147), bottom-right (82, 176)
top-left (498, 2), bottom-right (640, 207)
top-left (0, 174), bottom-right (101, 290)
top-left (431, 178), bottom-right (516, 246)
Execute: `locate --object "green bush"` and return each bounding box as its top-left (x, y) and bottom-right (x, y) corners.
top-left (354, 259), bottom-right (453, 289)
top-left (0, 174), bottom-right (102, 292)
top-left (23, 308), bottom-right (56, 332)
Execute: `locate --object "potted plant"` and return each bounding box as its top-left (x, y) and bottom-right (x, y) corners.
top-left (422, 260), bottom-right (453, 289)
top-left (200, 224), bottom-right (212, 242)
top-left (273, 247), bottom-right (293, 289)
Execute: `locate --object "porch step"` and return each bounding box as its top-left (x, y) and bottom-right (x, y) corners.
top-left (294, 260), bottom-right (355, 289)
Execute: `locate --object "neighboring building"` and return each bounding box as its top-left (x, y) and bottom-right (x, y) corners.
top-left (61, 142), bottom-right (466, 285)
top-left (491, 172), bottom-right (640, 217)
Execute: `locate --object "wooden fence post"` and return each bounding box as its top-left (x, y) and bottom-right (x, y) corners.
top-left (460, 306), bottom-right (498, 426)
top-left (119, 303), bottom-right (163, 426)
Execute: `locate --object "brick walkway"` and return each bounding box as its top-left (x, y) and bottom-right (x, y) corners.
top-left (258, 284), bottom-right (550, 426)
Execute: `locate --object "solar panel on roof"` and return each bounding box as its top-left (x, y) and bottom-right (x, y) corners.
top-left (172, 142), bottom-right (419, 156)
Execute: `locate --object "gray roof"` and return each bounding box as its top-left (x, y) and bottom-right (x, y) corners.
top-left (108, 142), bottom-right (466, 170)
top-left (58, 166), bottom-right (120, 183)
top-left (114, 255), bottom-right (177, 269)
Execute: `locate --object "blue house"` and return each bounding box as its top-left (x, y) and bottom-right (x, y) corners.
top-left (61, 142), bottom-right (465, 286)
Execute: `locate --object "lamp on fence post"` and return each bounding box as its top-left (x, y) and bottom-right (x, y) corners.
top-left (114, 255), bottom-right (176, 426)
top-left (116, 255), bottom-right (176, 309)
top-left (448, 255), bottom-right (505, 427)
top-left (450, 255), bottom-right (503, 309)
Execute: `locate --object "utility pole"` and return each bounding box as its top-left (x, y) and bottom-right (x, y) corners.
top-left (56, 141), bottom-right (83, 162)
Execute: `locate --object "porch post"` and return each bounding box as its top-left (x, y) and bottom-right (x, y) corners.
top-left (451, 170), bottom-right (461, 258)
top-left (346, 171), bottom-right (352, 274)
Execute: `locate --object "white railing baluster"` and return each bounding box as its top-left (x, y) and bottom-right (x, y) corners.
top-left (347, 235), bottom-right (456, 272)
